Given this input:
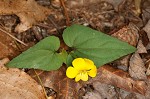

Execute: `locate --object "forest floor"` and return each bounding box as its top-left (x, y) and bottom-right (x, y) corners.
top-left (0, 0), bottom-right (150, 99)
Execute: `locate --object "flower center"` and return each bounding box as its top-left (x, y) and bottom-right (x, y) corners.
top-left (78, 69), bottom-right (90, 75)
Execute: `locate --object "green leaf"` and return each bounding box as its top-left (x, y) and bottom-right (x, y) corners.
top-left (63, 24), bottom-right (136, 67)
top-left (6, 36), bottom-right (63, 71)
top-left (66, 51), bottom-right (76, 66)
top-left (59, 49), bottom-right (68, 64)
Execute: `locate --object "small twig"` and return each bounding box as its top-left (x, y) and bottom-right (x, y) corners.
top-left (59, 0), bottom-right (70, 26)
top-left (47, 16), bottom-right (61, 34)
top-left (0, 27), bottom-right (28, 46)
top-left (34, 70), bottom-right (48, 99)
top-left (48, 26), bottom-right (67, 33)
top-left (37, 23), bottom-right (66, 31)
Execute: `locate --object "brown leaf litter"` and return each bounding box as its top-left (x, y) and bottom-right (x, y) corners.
top-left (137, 40), bottom-right (147, 53)
top-left (0, 58), bottom-right (45, 99)
top-left (0, 0), bottom-right (150, 98)
top-left (129, 52), bottom-right (147, 80)
top-left (143, 20), bottom-right (150, 41)
top-left (129, 39), bottom-right (147, 80)
top-left (0, 29), bottom-right (20, 59)
top-left (111, 23), bottom-right (139, 69)
top-left (28, 66), bottom-right (81, 99)
top-left (88, 65), bottom-right (147, 95)
top-left (0, 0), bottom-right (52, 33)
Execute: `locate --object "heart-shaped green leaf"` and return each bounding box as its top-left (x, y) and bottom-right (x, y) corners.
top-left (63, 24), bottom-right (136, 67)
top-left (6, 36), bottom-right (64, 71)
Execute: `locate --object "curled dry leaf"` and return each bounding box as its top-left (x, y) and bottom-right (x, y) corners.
top-left (0, 0), bottom-right (52, 33)
top-left (0, 59), bottom-right (45, 99)
top-left (0, 30), bottom-right (19, 59)
top-left (129, 53), bottom-right (147, 80)
top-left (28, 66), bottom-right (82, 99)
top-left (143, 20), bottom-right (150, 41)
top-left (137, 40), bottom-right (147, 53)
top-left (88, 65), bottom-right (147, 95)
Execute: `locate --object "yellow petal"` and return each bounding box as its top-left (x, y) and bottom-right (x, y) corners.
top-left (80, 72), bottom-right (88, 81)
top-left (72, 58), bottom-right (86, 70)
top-left (66, 67), bottom-right (78, 78)
top-left (84, 58), bottom-right (94, 65)
top-left (75, 74), bottom-right (81, 82)
top-left (88, 65), bottom-right (97, 77)
top-left (75, 72), bottom-right (88, 82)
top-left (84, 58), bottom-right (94, 70)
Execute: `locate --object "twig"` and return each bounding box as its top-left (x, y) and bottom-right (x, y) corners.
top-left (37, 23), bottom-right (66, 31)
top-left (0, 27), bottom-right (28, 46)
top-left (47, 16), bottom-right (61, 34)
top-left (59, 0), bottom-right (70, 26)
top-left (34, 70), bottom-right (48, 99)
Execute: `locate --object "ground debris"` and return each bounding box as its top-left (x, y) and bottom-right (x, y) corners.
top-left (0, 58), bottom-right (45, 99)
top-left (129, 53), bottom-right (147, 80)
top-left (0, 0), bottom-right (52, 33)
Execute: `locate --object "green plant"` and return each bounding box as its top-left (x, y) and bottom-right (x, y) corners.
top-left (6, 24), bottom-right (136, 71)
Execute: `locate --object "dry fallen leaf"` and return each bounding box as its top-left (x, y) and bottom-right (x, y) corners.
top-left (112, 23), bottom-right (139, 47)
top-left (0, 58), bottom-right (45, 99)
top-left (0, 30), bottom-right (19, 59)
top-left (83, 90), bottom-right (102, 99)
top-left (88, 65), bottom-right (147, 95)
top-left (143, 20), bottom-right (150, 41)
top-left (146, 42), bottom-right (150, 50)
top-left (129, 53), bottom-right (147, 80)
top-left (0, 0), bottom-right (52, 33)
top-left (137, 40), bottom-right (147, 53)
top-left (66, 0), bottom-right (124, 11)
top-left (28, 66), bottom-right (82, 99)
top-left (146, 59), bottom-right (150, 75)
top-left (92, 82), bottom-right (117, 99)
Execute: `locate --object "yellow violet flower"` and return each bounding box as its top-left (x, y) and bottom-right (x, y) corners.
top-left (66, 58), bottom-right (97, 82)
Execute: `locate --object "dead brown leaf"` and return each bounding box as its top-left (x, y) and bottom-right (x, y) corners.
top-left (146, 59), bottom-right (150, 75)
top-left (142, 0), bottom-right (150, 25)
top-left (0, 58), bottom-right (45, 99)
top-left (137, 40), bottom-right (147, 53)
top-left (88, 65), bottom-right (147, 95)
top-left (129, 53), bottom-right (147, 80)
top-left (82, 90), bottom-right (102, 99)
top-left (0, 0), bottom-right (52, 33)
top-left (28, 66), bottom-right (82, 99)
top-left (112, 23), bottom-right (139, 47)
top-left (146, 42), bottom-right (150, 50)
top-left (92, 82), bottom-right (117, 99)
top-left (0, 30), bottom-right (20, 59)
top-left (66, 0), bottom-right (123, 11)
top-left (143, 20), bottom-right (150, 41)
